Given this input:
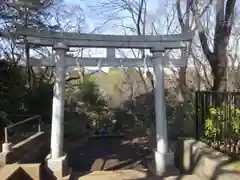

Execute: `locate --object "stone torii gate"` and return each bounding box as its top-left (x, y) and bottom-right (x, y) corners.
top-left (18, 28), bottom-right (193, 179)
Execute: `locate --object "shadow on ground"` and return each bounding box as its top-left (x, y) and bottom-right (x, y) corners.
top-left (71, 168), bottom-right (199, 180)
top-left (68, 136), bottom-right (151, 176)
top-left (68, 137), bottom-right (240, 180)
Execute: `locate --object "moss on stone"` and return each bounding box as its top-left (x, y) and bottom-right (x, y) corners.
top-left (184, 151), bottom-right (190, 169)
top-left (231, 162), bottom-right (240, 170)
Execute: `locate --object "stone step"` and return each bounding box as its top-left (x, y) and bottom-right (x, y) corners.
top-left (0, 164), bottom-right (41, 180)
top-left (75, 170), bottom-right (201, 180)
top-left (164, 175), bottom-right (201, 180)
top-left (0, 165), bottom-right (19, 180)
top-left (147, 161), bottom-right (180, 177)
top-left (41, 166), bottom-right (72, 180)
top-left (76, 169), bottom-right (148, 180)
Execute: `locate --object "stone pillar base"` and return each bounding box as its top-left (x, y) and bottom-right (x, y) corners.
top-left (154, 150), bottom-right (174, 168)
top-left (148, 150), bottom-right (179, 177)
top-left (2, 143), bottom-right (12, 153)
top-left (45, 154), bottom-right (71, 180)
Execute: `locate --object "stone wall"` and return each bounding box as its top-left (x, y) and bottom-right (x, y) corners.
top-left (171, 138), bottom-right (240, 180)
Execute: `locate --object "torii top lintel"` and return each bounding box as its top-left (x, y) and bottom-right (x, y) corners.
top-left (17, 28), bottom-right (193, 49)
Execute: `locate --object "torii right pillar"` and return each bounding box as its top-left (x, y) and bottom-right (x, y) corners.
top-left (151, 47), bottom-right (174, 176)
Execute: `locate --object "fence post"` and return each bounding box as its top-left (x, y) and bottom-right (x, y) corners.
top-left (195, 91), bottom-right (199, 140)
top-left (2, 127), bottom-right (12, 153)
top-left (4, 127), bottom-right (8, 144)
top-left (38, 116), bottom-right (41, 132)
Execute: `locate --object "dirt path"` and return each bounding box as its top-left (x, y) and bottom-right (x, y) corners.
top-left (68, 136), bottom-right (151, 175)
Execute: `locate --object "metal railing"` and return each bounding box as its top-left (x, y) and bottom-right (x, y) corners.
top-left (195, 91), bottom-right (240, 156)
top-left (4, 115), bottom-right (42, 144)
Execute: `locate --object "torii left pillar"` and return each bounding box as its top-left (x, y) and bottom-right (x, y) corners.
top-left (45, 42), bottom-right (70, 179)
top-left (151, 47), bottom-right (174, 176)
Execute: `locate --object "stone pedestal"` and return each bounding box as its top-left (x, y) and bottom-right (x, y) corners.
top-left (154, 150), bottom-right (174, 175)
top-left (45, 154), bottom-right (71, 179)
top-left (148, 149), bottom-right (178, 177)
top-left (2, 143), bottom-right (12, 153)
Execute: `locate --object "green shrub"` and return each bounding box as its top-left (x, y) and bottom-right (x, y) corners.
top-left (204, 106), bottom-right (240, 140)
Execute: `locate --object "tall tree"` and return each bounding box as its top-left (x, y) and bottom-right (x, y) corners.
top-left (176, 0), bottom-right (192, 103)
top-left (192, 0), bottom-right (236, 91)
top-left (176, 0), bottom-right (191, 87)
top-left (0, 0), bottom-right (59, 88)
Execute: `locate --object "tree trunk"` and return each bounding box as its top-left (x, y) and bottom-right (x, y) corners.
top-left (176, 0), bottom-right (191, 102)
top-left (192, 0), bottom-right (235, 92)
top-left (212, 28), bottom-right (229, 91)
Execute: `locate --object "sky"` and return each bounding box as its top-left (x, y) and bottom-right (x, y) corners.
top-left (48, 0), bottom-right (183, 74)
top-left (63, 0), bottom-right (171, 34)
top-left (2, 0), bottom-right (237, 74)
top-left (0, 0), bottom-right (183, 74)
top-left (21, 0), bottom-right (181, 74)
top-left (60, 0), bottom-right (167, 72)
